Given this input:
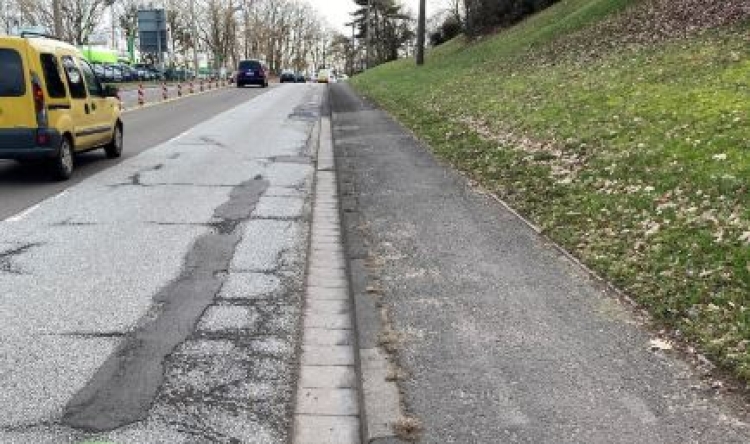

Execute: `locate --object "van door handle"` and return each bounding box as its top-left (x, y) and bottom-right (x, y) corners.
top-left (84, 104), bottom-right (90, 114)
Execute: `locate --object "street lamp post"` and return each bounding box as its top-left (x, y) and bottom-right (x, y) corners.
top-left (190, 0), bottom-right (199, 78)
top-left (105, 0), bottom-right (117, 50)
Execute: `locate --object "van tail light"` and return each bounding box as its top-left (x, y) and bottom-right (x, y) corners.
top-left (33, 82), bottom-right (44, 112)
top-left (36, 130), bottom-right (50, 146)
top-left (31, 73), bottom-right (48, 127)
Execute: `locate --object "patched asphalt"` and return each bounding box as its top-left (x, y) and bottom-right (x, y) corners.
top-left (330, 83), bottom-right (750, 443)
top-left (0, 84), bottom-right (322, 443)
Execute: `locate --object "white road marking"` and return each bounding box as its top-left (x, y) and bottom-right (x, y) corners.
top-left (4, 190), bottom-right (69, 222)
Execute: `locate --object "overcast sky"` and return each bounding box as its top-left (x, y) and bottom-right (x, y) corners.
top-left (306, 0), bottom-right (446, 33)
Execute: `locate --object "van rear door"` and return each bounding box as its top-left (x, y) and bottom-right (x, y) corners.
top-left (0, 40), bottom-right (35, 129)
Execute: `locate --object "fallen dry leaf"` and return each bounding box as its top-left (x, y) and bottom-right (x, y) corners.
top-left (649, 338), bottom-right (674, 351)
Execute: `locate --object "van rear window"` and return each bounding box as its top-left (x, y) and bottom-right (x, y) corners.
top-left (0, 49), bottom-right (25, 97)
top-left (238, 60), bottom-right (261, 70)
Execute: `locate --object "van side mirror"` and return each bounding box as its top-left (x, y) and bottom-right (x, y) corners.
top-left (103, 84), bottom-right (119, 98)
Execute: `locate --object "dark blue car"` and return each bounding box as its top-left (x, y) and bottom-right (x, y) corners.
top-left (236, 59), bottom-right (268, 88)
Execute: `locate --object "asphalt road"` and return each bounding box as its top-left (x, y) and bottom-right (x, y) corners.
top-left (0, 83), bottom-right (321, 443)
top-left (331, 83), bottom-right (750, 443)
top-left (0, 85), bottom-right (267, 221)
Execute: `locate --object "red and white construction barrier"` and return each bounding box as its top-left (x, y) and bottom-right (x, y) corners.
top-left (137, 84), bottom-right (145, 106)
top-left (177, 83), bottom-right (183, 97)
top-left (162, 83), bottom-right (168, 101)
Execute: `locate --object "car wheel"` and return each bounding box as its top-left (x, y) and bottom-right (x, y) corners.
top-left (104, 124), bottom-right (123, 159)
top-left (236, 82), bottom-right (243, 88)
top-left (49, 136), bottom-right (74, 180)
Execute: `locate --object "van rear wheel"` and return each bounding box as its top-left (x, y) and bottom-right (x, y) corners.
top-left (49, 136), bottom-right (74, 181)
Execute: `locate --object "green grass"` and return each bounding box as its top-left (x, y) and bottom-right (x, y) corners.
top-left (352, 0), bottom-right (750, 379)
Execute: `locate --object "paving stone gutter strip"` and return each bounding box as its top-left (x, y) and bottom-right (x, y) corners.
top-left (293, 102), bottom-right (363, 443)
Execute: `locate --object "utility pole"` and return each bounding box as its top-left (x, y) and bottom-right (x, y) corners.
top-left (416, 0), bottom-right (425, 65)
top-left (53, 0), bottom-right (62, 36)
top-left (351, 20), bottom-right (356, 75)
top-left (365, 0), bottom-right (371, 69)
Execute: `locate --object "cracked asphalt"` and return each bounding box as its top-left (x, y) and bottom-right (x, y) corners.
top-left (0, 86), bottom-right (267, 220)
top-left (0, 83), bottom-right (322, 443)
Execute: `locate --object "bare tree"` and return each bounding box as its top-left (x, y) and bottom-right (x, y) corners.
top-left (15, 0), bottom-right (108, 44)
top-left (200, 0), bottom-right (239, 71)
top-left (232, 0), bottom-right (328, 74)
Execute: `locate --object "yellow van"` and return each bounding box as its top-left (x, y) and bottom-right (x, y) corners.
top-left (0, 33), bottom-right (123, 180)
top-left (316, 69), bottom-right (330, 84)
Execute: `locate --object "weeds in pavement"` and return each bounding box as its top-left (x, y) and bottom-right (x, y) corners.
top-left (393, 416), bottom-right (423, 441)
top-left (378, 324), bottom-right (403, 354)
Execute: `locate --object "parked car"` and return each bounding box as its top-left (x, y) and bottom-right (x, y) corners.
top-left (134, 67), bottom-right (148, 81)
top-left (133, 64), bottom-right (154, 81)
top-left (295, 72), bottom-right (307, 83)
top-left (136, 65), bottom-right (164, 81)
top-left (236, 59), bottom-right (269, 88)
top-left (91, 62), bottom-right (106, 80)
top-left (95, 63), bottom-right (114, 82)
top-left (165, 68), bottom-right (192, 81)
top-left (105, 64), bottom-right (123, 82)
top-left (279, 70), bottom-right (296, 83)
top-left (119, 64), bottom-right (137, 82)
top-left (0, 32), bottom-right (123, 179)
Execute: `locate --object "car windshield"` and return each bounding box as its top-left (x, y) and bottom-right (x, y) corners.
top-left (238, 60), bottom-right (261, 70)
top-left (0, 48), bottom-right (26, 97)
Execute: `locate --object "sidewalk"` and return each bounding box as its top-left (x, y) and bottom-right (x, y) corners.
top-left (329, 83), bottom-right (750, 443)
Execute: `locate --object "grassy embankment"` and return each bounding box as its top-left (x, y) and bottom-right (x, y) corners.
top-left (351, 0), bottom-right (750, 380)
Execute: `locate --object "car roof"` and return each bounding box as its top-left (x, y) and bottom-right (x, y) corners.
top-left (239, 59), bottom-right (266, 66)
top-left (1, 35), bottom-right (80, 55)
